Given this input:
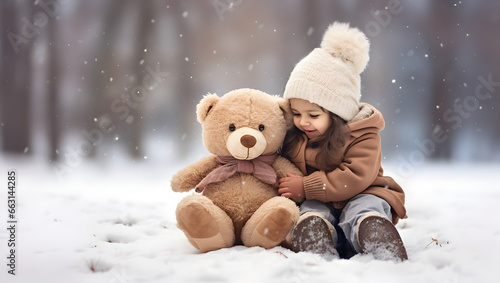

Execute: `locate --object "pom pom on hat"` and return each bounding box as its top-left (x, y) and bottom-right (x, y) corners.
top-left (320, 22), bottom-right (370, 74)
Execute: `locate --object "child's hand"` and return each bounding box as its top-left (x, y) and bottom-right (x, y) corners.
top-left (278, 173), bottom-right (305, 199)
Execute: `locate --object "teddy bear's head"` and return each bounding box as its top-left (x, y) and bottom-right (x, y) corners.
top-left (196, 88), bottom-right (292, 160)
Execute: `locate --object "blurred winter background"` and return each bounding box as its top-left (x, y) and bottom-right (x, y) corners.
top-left (0, 0), bottom-right (500, 176)
top-left (1, 1), bottom-right (500, 282)
top-left (1, 0), bottom-right (500, 177)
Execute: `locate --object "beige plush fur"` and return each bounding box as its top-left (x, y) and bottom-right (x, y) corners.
top-left (240, 196), bottom-right (300, 248)
top-left (171, 88), bottom-right (302, 252)
top-left (176, 195), bottom-right (235, 252)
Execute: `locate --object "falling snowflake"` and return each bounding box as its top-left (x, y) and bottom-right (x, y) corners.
top-left (307, 27), bottom-right (314, 36)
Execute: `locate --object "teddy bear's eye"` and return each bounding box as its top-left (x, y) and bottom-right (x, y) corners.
top-left (259, 124), bottom-right (265, 131)
top-left (229, 124), bottom-right (236, 132)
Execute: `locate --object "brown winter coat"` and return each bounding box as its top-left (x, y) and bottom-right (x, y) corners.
top-left (286, 103), bottom-right (406, 224)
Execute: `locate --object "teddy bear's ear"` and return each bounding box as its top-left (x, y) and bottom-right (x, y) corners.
top-left (196, 93), bottom-right (220, 123)
top-left (277, 97), bottom-right (294, 130)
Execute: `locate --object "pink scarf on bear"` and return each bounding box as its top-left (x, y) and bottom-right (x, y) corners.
top-left (195, 154), bottom-right (278, 193)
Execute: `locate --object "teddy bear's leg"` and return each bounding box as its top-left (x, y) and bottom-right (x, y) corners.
top-left (241, 196), bottom-right (300, 249)
top-left (176, 195), bottom-right (235, 252)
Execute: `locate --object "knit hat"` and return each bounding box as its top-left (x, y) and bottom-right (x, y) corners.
top-left (284, 22), bottom-right (370, 121)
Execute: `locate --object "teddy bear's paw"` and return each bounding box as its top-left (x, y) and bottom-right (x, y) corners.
top-left (242, 204), bottom-right (297, 249)
top-left (176, 197), bottom-right (235, 252)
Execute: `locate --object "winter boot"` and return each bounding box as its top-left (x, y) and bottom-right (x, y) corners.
top-left (290, 212), bottom-right (337, 254)
top-left (356, 213), bottom-right (408, 261)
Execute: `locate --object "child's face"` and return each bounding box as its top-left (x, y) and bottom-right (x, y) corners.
top-left (289, 98), bottom-right (331, 139)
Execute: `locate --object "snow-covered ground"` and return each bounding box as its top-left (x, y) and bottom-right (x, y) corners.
top-left (1, 154), bottom-right (499, 283)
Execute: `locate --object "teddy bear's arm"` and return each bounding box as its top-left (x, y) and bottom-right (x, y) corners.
top-left (272, 156), bottom-right (303, 179)
top-left (171, 155), bottom-right (219, 192)
top-left (273, 156), bottom-right (305, 203)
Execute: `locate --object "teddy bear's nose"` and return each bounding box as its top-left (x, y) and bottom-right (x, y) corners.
top-left (240, 135), bottom-right (257, 148)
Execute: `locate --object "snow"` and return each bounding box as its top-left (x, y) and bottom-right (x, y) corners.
top-left (1, 157), bottom-right (499, 283)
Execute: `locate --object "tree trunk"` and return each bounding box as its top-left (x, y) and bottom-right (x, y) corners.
top-left (0, 1), bottom-right (32, 155)
top-left (171, 1), bottom-right (199, 156)
top-left (128, 0), bottom-right (154, 159)
top-left (46, 4), bottom-right (60, 161)
top-left (426, 1), bottom-right (457, 160)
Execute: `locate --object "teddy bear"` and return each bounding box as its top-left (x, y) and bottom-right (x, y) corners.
top-left (171, 88), bottom-right (302, 253)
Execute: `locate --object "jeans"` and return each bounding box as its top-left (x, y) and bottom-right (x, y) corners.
top-left (299, 194), bottom-right (392, 256)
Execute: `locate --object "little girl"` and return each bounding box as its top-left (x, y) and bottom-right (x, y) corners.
top-left (278, 22), bottom-right (408, 261)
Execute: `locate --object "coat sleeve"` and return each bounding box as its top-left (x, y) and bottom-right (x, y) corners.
top-left (303, 132), bottom-right (382, 202)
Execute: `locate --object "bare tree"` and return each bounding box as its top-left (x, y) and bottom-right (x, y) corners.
top-left (46, 3), bottom-right (60, 161)
top-left (84, 0), bottom-right (127, 158)
top-left (171, 0), bottom-right (200, 156)
top-left (0, 1), bottom-right (32, 154)
top-left (426, 1), bottom-right (458, 160)
top-left (127, 0), bottom-right (155, 159)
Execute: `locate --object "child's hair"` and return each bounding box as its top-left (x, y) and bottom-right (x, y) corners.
top-left (282, 109), bottom-right (350, 172)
